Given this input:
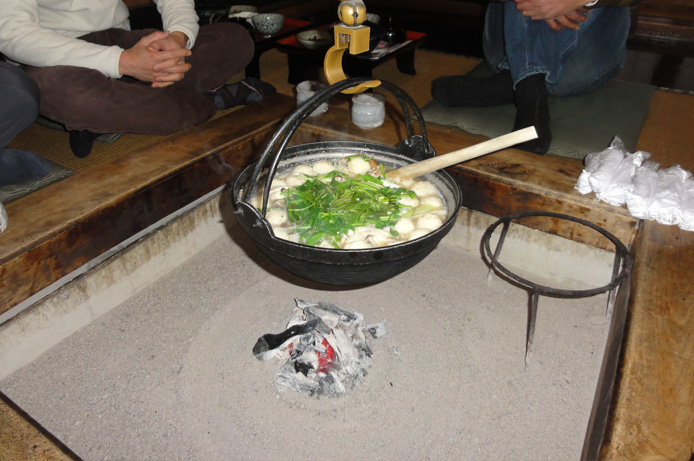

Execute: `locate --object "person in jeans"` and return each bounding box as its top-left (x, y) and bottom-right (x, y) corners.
top-left (0, 0), bottom-right (273, 158)
top-left (432, 0), bottom-right (642, 154)
top-left (0, 61), bottom-right (46, 189)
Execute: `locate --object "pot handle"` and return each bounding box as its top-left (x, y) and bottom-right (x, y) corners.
top-left (242, 77), bottom-right (433, 214)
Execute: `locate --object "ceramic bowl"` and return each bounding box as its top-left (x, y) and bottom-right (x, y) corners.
top-left (296, 30), bottom-right (333, 50)
top-left (228, 5), bottom-right (257, 17)
top-left (229, 11), bottom-right (256, 20)
top-left (251, 13), bottom-right (285, 36)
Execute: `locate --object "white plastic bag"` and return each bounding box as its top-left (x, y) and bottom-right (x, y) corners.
top-left (575, 138), bottom-right (625, 195)
top-left (575, 137), bottom-right (649, 206)
top-left (575, 136), bottom-right (694, 231)
top-left (626, 161), bottom-right (659, 219)
top-left (648, 165), bottom-right (692, 226)
top-left (681, 179), bottom-right (694, 231)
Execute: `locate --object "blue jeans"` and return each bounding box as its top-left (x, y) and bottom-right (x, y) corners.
top-left (0, 61), bottom-right (39, 149)
top-left (483, 3), bottom-right (631, 96)
top-left (0, 62), bottom-right (44, 187)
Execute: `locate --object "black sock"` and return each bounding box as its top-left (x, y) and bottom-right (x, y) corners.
top-left (69, 129), bottom-right (99, 158)
top-left (512, 74), bottom-right (552, 155)
top-left (431, 70), bottom-right (514, 107)
top-left (205, 77), bottom-right (277, 110)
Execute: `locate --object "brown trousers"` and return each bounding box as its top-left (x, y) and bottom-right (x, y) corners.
top-left (23, 22), bottom-right (254, 135)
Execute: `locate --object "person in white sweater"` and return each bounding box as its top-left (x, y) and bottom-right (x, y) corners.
top-left (0, 0), bottom-right (267, 157)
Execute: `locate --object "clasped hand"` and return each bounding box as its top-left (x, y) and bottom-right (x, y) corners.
top-left (514, 0), bottom-right (591, 31)
top-left (118, 30), bottom-right (192, 87)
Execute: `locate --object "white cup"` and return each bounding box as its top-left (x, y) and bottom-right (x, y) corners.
top-left (296, 80), bottom-right (329, 116)
top-left (351, 93), bottom-right (386, 129)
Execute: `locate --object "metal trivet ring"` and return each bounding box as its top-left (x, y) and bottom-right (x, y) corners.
top-left (481, 211), bottom-right (632, 368)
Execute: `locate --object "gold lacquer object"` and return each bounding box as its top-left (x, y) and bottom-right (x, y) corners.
top-left (324, 0), bottom-right (381, 94)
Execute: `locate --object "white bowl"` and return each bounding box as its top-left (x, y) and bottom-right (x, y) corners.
top-left (228, 5), bottom-right (257, 17)
top-left (296, 30), bottom-right (333, 50)
top-left (229, 11), bottom-right (256, 20)
top-left (251, 13), bottom-right (285, 36)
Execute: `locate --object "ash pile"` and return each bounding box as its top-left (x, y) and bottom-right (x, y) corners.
top-left (253, 299), bottom-right (386, 398)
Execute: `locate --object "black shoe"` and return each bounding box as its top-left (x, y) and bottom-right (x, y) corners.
top-left (431, 70), bottom-right (514, 107)
top-left (69, 129), bottom-right (99, 158)
top-left (512, 74), bottom-right (552, 155)
top-left (238, 77), bottom-right (277, 104)
top-left (206, 77), bottom-right (277, 110)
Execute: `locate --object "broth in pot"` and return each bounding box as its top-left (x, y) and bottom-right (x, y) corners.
top-left (250, 154), bottom-right (447, 249)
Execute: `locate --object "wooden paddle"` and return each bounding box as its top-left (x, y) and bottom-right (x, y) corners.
top-left (386, 126), bottom-right (538, 181)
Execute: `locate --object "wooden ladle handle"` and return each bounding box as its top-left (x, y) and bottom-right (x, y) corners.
top-left (386, 126), bottom-right (538, 181)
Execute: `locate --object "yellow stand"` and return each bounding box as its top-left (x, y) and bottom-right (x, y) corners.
top-left (323, 14), bottom-right (381, 94)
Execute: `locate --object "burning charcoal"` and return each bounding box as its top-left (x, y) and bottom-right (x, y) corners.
top-left (293, 360), bottom-right (313, 377)
top-left (254, 298), bottom-right (385, 397)
top-left (252, 319), bottom-right (319, 361)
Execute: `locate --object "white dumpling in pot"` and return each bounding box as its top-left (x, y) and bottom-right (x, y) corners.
top-left (272, 227), bottom-right (290, 241)
top-left (268, 186), bottom-right (287, 203)
top-left (347, 156), bottom-right (371, 175)
top-left (398, 195), bottom-right (419, 208)
top-left (416, 213), bottom-right (443, 231)
top-left (411, 180), bottom-right (438, 197)
top-left (394, 176), bottom-right (415, 188)
top-left (266, 208), bottom-right (288, 226)
top-left (408, 228), bottom-right (431, 240)
top-left (313, 160), bottom-right (335, 175)
top-left (272, 226), bottom-right (301, 243)
top-left (393, 217), bottom-right (415, 235)
top-left (364, 227), bottom-right (393, 247)
top-left (285, 174), bottom-right (307, 187)
top-left (292, 164), bottom-right (316, 177)
top-left (420, 195), bottom-right (444, 210)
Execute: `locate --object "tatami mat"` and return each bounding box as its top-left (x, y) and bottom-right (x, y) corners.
top-left (8, 125), bottom-right (165, 174)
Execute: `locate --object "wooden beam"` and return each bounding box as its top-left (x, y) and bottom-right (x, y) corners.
top-left (0, 95), bottom-right (296, 316)
top-left (599, 221), bottom-right (694, 459)
top-left (587, 84), bottom-right (694, 457)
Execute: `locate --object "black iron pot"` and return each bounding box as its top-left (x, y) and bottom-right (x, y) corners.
top-left (231, 78), bottom-right (462, 285)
